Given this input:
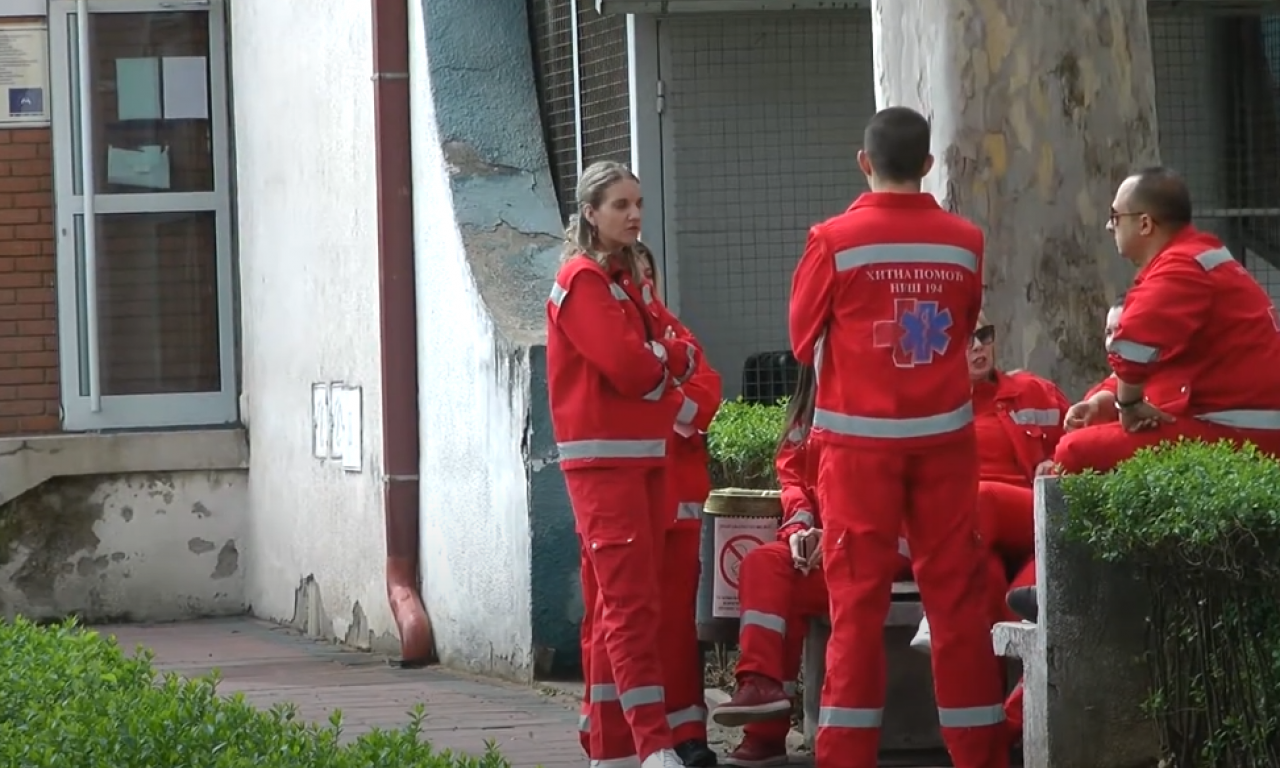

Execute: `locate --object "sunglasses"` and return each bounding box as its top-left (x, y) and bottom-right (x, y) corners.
top-left (972, 324), bottom-right (995, 346)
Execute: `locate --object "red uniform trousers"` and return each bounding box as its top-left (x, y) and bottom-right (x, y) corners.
top-left (735, 541), bottom-right (829, 744)
top-left (975, 481), bottom-right (1035, 625)
top-left (661, 511), bottom-right (706, 745)
top-left (568, 466), bottom-right (674, 763)
top-left (815, 439), bottom-right (1008, 768)
top-left (1055, 416), bottom-right (1280, 474)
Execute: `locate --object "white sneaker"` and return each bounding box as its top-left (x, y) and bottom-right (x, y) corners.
top-left (910, 615), bottom-right (932, 654)
top-left (640, 749), bottom-right (684, 768)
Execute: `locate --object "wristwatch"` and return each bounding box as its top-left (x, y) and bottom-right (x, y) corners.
top-left (1115, 396), bottom-right (1144, 411)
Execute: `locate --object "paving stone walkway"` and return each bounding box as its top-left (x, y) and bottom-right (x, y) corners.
top-left (99, 617), bottom-right (946, 767)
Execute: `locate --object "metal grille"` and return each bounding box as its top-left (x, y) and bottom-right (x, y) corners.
top-left (663, 13), bottom-right (875, 399)
top-left (577, 9), bottom-right (632, 170)
top-left (527, 0), bottom-right (578, 218)
top-left (1150, 5), bottom-right (1280, 302)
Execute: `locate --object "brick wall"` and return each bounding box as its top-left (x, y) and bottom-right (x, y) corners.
top-left (0, 128), bottom-right (60, 435)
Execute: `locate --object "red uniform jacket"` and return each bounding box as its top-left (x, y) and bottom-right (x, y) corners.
top-left (975, 370), bottom-right (1070, 486)
top-left (546, 254), bottom-right (696, 471)
top-left (789, 193), bottom-right (985, 449)
top-left (663, 313), bottom-right (723, 529)
top-left (775, 429), bottom-right (821, 541)
top-left (1108, 227), bottom-right (1280, 424)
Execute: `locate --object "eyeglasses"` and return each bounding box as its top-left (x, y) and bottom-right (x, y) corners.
top-left (972, 324), bottom-right (995, 346)
top-left (1108, 210), bottom-right (1148, 226)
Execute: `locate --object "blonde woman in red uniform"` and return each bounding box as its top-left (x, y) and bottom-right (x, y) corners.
top-left (548, 161), bottom-right (698, 768)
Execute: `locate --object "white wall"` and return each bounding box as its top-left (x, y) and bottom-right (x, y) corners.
top-left (229, 0), bottom-right (396, 648)
top-left (0, 471), bottom-right (247, 622)
top-left (406, 0), bottom-right (535, 676)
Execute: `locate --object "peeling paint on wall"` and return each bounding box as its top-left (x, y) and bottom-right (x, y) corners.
top-left (0, 471), bottom-right (247, 622)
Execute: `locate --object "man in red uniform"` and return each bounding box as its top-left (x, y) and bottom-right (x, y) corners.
top-left (1054, 167), bottom-right (1280, 474)
top-left (789, 106), bottom-right (1008, 768)
top-left (910, 311), bottom-right (1069, 652)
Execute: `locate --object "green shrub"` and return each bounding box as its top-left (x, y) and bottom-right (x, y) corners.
top-left (1061, 439), bottom-right (1280, 767)
top-left (706, 398), bottom-right (787, 490)
top-left (0, 617), bottom-right (514, 768)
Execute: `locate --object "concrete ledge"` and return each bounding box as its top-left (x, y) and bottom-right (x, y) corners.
top-left (0, 429), bottom-right (249, 506)
top-left (992, 620), bottom-right (1035, 659)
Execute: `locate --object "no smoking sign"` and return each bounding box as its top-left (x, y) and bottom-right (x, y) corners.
top-left (718, 533), bottom-right (765, 590)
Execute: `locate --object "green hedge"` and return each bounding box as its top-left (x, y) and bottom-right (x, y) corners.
top-left (706, 398), bottom-right (787, 490)
top-left (0, 617), bottom-right (512, 768)
top-left (1061, 439), bottom-right (1280, 767)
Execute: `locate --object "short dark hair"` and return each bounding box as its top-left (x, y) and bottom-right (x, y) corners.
top-left (1128, 167), bottom-right (1193, 228)
top-left (863, 107), bottom-right (932, 184)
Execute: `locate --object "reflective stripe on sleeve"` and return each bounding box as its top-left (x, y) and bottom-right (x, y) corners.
top-left (813, 402), bottom-right (973, 439)
top-left (1009, 408), bottom-right (1061, 427)
top-left (559, 439), bottom-right (666, 461)
top-left (676, 396), bottom-right (698, 425)
top-left (609, 283), bottom-right (629, 300)
top-left (549, 282), bottom-right (567, 307)
top-left (818, 706), bottom-right (883, 728)
top-left (1106, 338), bottom-right (1160, 364)
top-left (676, 502), bottom-right (702, 520)
top-left (740, 609), bottom-right (786, 635)
top-left (937, 703), bottom-right (1006, 728)
top-left (782, 510), bottom-right (815, 529)
top-left (834, 243), bottom-right (978, 273)
top-left (1197, 409), bottom-right (1280, 430)
top-left (1195, 247), bottom-right (1234, 270)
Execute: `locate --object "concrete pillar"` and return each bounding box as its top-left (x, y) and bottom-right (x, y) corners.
top-left (869, 0), bottom-right (1160, 396)
top-left (1021, 477), bottom-right (1161, 766)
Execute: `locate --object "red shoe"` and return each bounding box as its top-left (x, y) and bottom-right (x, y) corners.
top-left (711, 674), bottom-right (793, 727)
top-left (722, 733), bottom-right (788, 767)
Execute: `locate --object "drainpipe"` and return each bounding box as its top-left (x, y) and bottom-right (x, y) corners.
top-left (371, 0), bottom-right (434, 665)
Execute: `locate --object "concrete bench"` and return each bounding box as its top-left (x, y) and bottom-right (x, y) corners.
top-left (991, 477), bottom-right (1161, 767)
top-left (801, 582), bottom-right (943, 754)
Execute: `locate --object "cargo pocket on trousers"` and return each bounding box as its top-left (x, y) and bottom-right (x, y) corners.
top-left (585, 535), bottom-right (650, 609)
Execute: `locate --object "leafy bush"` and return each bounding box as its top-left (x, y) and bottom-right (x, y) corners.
top-left (0, 617), bottom-right (513, 768)
top-left (1061, 439), bottom-right (1280, 768)
top-left (706, 398), bottom-right (787, 489)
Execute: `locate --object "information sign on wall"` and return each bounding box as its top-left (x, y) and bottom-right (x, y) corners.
top-left (0, 22), bottom-right (50, 128)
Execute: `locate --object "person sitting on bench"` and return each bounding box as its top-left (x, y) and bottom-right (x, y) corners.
top-left (710, 364), bottom-right (911, 767)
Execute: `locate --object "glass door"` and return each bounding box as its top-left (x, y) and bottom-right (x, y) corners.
top-left (49, 0), bottom-right (235, 430)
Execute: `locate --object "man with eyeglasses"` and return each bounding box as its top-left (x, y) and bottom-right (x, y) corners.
top-left (1054, 166), bottom-right (1280, 474)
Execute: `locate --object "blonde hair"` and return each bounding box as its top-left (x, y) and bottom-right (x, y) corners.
top-left (563, 160), bottom-right (642, 280)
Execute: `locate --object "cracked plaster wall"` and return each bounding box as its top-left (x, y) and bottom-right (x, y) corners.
top-left (0, 472), bottom-right (246, 622)
top-left (228, 0), bottom-right (398, 652)
top-left (407, 0), bottom-right (568, 680)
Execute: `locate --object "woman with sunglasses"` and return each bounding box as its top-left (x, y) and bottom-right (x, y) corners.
top-left (909, 311), bottom-right (1070, 653)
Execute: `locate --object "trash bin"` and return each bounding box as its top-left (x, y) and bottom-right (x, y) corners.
top-left (696, 488), bottom-right (783, 644)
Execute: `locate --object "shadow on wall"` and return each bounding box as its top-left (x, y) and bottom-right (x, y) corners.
top-left (0, 472), bottom-right (248, 623)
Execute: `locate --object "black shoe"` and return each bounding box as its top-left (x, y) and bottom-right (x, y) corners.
top-left (1007, 586), bottom-right (1038, 623)
top-left (675, 739), bottom-right (718, 767)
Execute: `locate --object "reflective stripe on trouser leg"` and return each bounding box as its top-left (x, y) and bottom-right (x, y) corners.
top-left (905, 439), bottom-right (1009, 768)
top-left (661, 525), bottom-right (706, 743)
top-left (734, 541), bottom-right (795, 684)
top-left (567, 466), bottom-right (675, 762)
top-left (813, 446), bottom-right (904, 768)
top-left (579, 536), bottom-right (597, 756)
